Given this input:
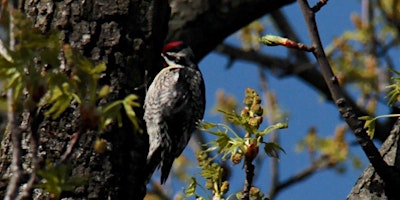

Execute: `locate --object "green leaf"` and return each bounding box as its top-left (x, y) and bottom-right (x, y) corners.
top-left (359, 116), bottom-right (375, 139)
top-left (263, 142), bottom-right (285, 159)
top-left (91, 62), bottom-right (107, 74)
top-left (45, 83), bottom-right (75, 119)
top-left (218, 109), bottom-right (244, 125)
top-left (185, 177), bottom-right (197, 197)
top-left (37, 162), bottom-right (88, 199)
top-left (7, 70), bottom-right (21, 88)
top-left (101, 100), bottom-right (123, 115)
top-left (98, 85), bottom-right (111, 98)
top-left (201, 122), bottom-right (219, 130)
top-left (259, 35), bottom-right (284, 46)
top-left (358, 116), bottom-right (373, 121)
top-left (124, 94), bottom-right (140, 107)
top-left (46, 97), bottom-right (71, 119)
top-left (364, 119), bottom-right (375, 139)
top-left (258, 122), bottom-right (288, 136)
top-left (386, 83), bottom-right (400, 106)
top-left (122, 94), bottom-right (141, 132)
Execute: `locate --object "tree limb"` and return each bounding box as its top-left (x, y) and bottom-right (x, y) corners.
top-left (297, 0), bottom-right (400, 197)
top-left (167, 0), bottom-right (296, 60)
top-left (347, 118), bottom-right (400, 199)
top-left (4, 89), bottom-right (22, 200)
top-left (269, 157), bottom-right (336, 199)
top-left (216, 43), bottom-right (390, 142)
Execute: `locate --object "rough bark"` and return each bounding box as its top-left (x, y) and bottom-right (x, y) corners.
top-left (347, 119), bottom-right (400, 200)
top-left (1, 0), bottom-right (170, 199)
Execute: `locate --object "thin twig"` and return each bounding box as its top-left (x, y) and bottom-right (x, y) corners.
top-left (311, 0), bottom-right (329, 13)
top-left (215, 44), bottom-right (299, 77)
top-left (4, 89), bottom-right (22, 200)
top-left (241, 159), bottom-right (255, 200)
top-left (218, 41), bottom-right (390, 141)
top-left (59, 131), bottom-right (81, 164)
top-left (257, 67), bottom-right (280, 197)
top-left (297, 0), bottom-right (400, 195)
top-left (4, 4), bottom-right (22, 200)
top-left (270, 157), bottom-right (335, 197)
top-left (268, 9), bottom-right (391, 143)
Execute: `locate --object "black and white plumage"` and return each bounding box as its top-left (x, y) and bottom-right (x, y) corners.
top-left (144, 41), bottom-right (205, 183)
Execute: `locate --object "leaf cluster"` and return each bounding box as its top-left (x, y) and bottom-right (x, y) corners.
top-left (358, 70), bottom-right (400, 139)
top-left (37, 161), bottom-right (88, 199)
top-left (325, 2), bottom-right (400, 116)
top-left (204, 88), bottom-right (287, 164)
top-left (297, 126), bottom-right (348, 164)
top-left (187, 88), bottom-right (287, 199)
top-left (185, 151), bottom-right (229, 200)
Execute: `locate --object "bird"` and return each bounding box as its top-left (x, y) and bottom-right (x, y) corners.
top-left (144, 41), bottom-right (206, 183)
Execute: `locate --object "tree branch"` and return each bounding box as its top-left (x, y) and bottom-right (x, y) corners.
top-left (4, 89), bottom-right (22, 200)
top-left (347, 118), bottom-right (400, 199)
top-left (269, 9), bottom-right (390, 142)
top-left (216, 43), bottom-right (390, 141)
top-left (241, 159), bottom-right (255, 200)
top-left (297, 0), bottom-right (400, 197)
top-left (168, 0), bottom-right (296, 60)
top-left (269, 157), bottom-right (335, 199)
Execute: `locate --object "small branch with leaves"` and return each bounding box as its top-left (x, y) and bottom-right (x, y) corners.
top-left (186, 88), bottom-right (287, 200)
top-left (259, 0), bottom-right (400, 197)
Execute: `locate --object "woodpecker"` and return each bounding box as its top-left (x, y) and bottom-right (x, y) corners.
top-left (144, 41), bottom-right (205, 184)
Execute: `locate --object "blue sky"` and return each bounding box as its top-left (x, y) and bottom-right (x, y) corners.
top-left (162, 1), bottom-right (387, 199)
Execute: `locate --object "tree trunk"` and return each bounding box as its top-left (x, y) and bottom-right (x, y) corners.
top-left (347, 119), bottom-right (400, 200)
top-left (1, 0), bottom-right (170, 199)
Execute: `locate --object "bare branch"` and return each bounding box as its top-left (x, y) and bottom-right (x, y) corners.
top-left (311, 0), bottom-right (329, 13)
top-left (269, 9), bottom-right (391, 142)
top-left (258, 68), bottom-right (280, 198)
top-left (269, 157), bottom-right (336, 199)
top-left (241, 159), bottom-right (255, 200)
top-left (58, 132), bottom-right (81, 164)
top-left (4, 5), bottom-right (22, 200)
top-left (4, 89), bottom-right (22, 200)
top-left (168, 0), bottom-right (296, 60)
top-left (215, 43), bottom-right (312, 78)
top-left (297, 0), bottom-right (400, 197)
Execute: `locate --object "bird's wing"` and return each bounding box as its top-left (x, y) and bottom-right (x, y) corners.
top-left (144, 66), bottom-right (190, 119)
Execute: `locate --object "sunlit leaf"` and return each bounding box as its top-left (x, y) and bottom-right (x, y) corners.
top-left (201, 122), bottom-right (219, 130)
top-left (91, 62), bottom-right (107, 74)
top-left (122, 94), bottom-right (141, 132)
top-left (98, 85), bottom-right (111, 98)
top-left (185, 177), bottom-right (197, 197)
top-left (258, 122), bottom-right (288, 136)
